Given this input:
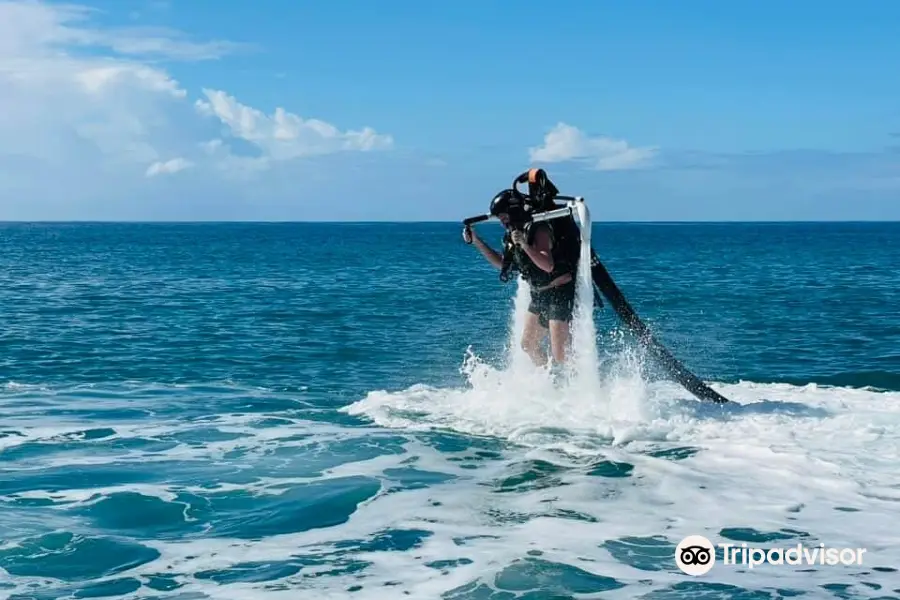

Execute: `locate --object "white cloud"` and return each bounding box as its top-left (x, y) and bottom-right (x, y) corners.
top-left (529, 122), bottom-right (658, 171)
top-left (146, 157), bottom-right (192, 177)
top-left (0, 0), bottom-right (394, 219)
top-left (0, 1), bottom-right (240, 62)
top-left (194, 89), bottom-right (393, 167)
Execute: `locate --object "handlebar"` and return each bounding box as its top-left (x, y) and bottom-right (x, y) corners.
top-left (462, 214), bottom-right (491, 226)
top-left (461, 203), bottom-right (577, 227)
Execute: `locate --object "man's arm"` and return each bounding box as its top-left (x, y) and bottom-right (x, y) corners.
top-left (520, 226), bottom-right (554, 273)
top-left (467, 226), bottom-right (504, 269)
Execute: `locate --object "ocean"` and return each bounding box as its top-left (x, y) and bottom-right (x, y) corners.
top-left (1, 221), bottom-right (899, 600)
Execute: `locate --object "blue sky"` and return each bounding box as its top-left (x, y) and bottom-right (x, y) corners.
top-left (0, 0), bottom-right (897, 221)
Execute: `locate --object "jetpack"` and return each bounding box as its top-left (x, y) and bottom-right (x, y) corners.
top-left (463, 168), bottom-right (730, 405)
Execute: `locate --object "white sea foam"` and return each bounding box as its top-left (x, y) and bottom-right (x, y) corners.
top-left (335, 382), bottom-right (900, 598)
top-left (4, 374), bottom-right (899, 598)
top-left (332, 249), bottom-right (900, 597)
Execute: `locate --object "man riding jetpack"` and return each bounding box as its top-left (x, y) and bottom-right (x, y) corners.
top-left (461, 169), bottom-right (734, 404)
top-left (463, 169), bottom-right (583, 367)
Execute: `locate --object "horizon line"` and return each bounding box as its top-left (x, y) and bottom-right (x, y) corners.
top-left (1, 219), bottom-right (899, 225)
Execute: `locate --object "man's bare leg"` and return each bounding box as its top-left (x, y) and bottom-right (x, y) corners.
top-left (548, 319), bottom-right (571, 364)
top-left (521, 312), bottom-right (549, 366)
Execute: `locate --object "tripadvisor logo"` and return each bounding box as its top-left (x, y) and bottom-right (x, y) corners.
top-left (676, 535), bottom-right (716, 576)
top-left (675, 535), bottom-right (867, 576)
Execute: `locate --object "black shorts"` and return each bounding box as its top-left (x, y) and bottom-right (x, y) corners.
top-left (528, 280), bottom-right (576, 328)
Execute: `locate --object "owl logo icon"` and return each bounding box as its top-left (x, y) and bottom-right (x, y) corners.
top-left (676, 535), bottom-right (716, 576)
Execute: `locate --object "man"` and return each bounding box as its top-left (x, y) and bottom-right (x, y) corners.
top-left (464, 188), bottom-right (580, 367)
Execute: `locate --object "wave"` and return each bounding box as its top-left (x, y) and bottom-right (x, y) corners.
top-left (343, 273), bottom-right (900, 454)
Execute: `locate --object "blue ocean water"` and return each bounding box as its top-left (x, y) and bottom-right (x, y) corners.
top-left (1, 221), bottom-right (899, 599)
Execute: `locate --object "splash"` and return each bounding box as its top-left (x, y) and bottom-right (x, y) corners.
top-left (502, 211), bottom-right (603, 386)
top-left (563, 207), bottom-right (602, 392)
top-left (345, 227), bottom-right (664, 449)
top-left (503, 277), bottom-right (535, 372)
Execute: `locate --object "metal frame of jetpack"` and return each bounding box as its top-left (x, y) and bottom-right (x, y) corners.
top-left (465, 194), bottom-right (730, 405)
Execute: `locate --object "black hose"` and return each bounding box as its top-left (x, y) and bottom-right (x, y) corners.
top-left (589, 248), bottom-right (730, 404)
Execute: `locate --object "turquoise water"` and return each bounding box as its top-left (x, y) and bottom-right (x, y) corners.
top-left (2, 222), bottom-right (899, 599)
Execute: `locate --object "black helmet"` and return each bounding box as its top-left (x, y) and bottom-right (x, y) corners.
top-left (489, 188), bottom-right (531, 227)
top-left (489, 189), bottom-right (515, 217)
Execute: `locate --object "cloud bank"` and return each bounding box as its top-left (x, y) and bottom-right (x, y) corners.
top-left (0, 0), bottom-right (394, 219)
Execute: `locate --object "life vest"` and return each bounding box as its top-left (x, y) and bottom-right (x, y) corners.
top-left (501, 216), bottom-right (582, 286)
